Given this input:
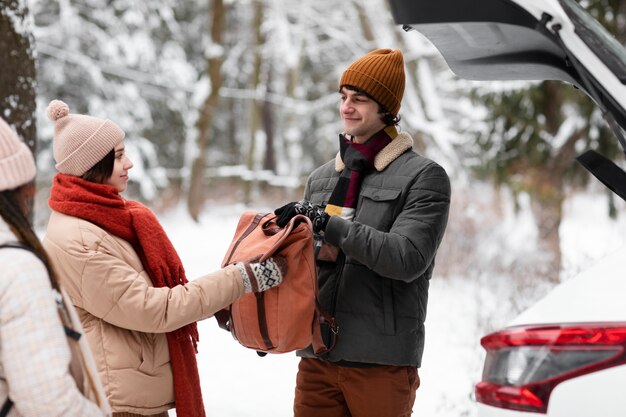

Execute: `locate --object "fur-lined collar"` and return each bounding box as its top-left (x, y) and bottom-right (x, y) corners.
top-left (334, 131), bottom-right (414, 172)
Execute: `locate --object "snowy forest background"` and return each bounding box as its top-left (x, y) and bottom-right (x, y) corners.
top-left (2, 0), bottom-right (626, 415)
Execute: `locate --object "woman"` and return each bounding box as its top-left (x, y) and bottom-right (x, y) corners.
top-left (0, 117), bottom-right (111, 417)
top-left (42, 100), bottom-right (284, 417)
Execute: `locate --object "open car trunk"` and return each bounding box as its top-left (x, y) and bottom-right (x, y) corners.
top-left (388, 0), bottom-right (626, 200)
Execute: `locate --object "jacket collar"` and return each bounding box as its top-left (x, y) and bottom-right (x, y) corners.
top-left (335, 131), bottom-right (414, 172)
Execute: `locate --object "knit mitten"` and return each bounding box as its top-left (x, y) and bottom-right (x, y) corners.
top-left (237, 257), bottom-right (286, 293)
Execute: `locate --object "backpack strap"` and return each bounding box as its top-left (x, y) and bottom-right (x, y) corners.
top-left (0, 398), bottom-right (13, 417)
top-left (312, 301), bottom-right (338, 354)
top-left (216, 213), bottom-right (267, 332)
top-left (0, 244), bottom-right (32, 416)
top-left (0, 243), bottom-right (87, 414)
top-left (223, 213), bottom-right (266, 265)
top-left (0, 243), bottom-right (81, 342)
top-left (216, 213), bottom-right (338, 355)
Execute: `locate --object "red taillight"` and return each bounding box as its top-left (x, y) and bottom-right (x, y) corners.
top-left (475, 323), bottom-right (626, 413)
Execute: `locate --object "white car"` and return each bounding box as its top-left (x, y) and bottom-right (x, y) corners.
top-left (475, 247), bottom-right (626, 416)
top-left (388, 0), bottom-right (626, 415)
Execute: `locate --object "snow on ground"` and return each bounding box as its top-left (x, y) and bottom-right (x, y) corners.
top-left (162, 204), bottom-right (301, 417)
top-left (159, 192), bottom-right (626, 417)
top-left (160, 203), bottom-right (492, 417)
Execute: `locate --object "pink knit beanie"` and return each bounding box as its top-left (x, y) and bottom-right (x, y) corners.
top-left (47, 100), bottom-right (125, 176)
top-left (0, 118), bottom-right (37, 191)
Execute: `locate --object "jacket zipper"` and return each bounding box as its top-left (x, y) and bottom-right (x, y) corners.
top-left (321, 251), bottom-right (345, 357)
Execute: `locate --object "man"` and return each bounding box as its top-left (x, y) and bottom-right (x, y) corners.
top-left (275, 48), bottom-right (451, 417)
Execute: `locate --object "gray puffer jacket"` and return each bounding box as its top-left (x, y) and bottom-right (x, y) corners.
top-left (298, 131), bottom-right (451, 367)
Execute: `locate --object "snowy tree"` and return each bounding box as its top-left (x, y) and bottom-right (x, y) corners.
top-left (183, 0), bottom-right (466, 216)
top-left (466, 0), bottom-right (626, 283)
top-left (0, 0), bottom-right (37, 220)
top-left (0, 0), bottom-right (37, 152)
top-left (187, 0), bottom-right (225, 221)
top-left (30, 0), bottom-right (200, 200)
top-left (25, 0), bottom-right (465, 220)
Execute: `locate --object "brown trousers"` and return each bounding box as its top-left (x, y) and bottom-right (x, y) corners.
top-left (294, 358), bottom-right (420, 417)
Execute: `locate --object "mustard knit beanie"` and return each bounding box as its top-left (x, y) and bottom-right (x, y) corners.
top-left (339, 48), bottom-right (405, 116)
top-left (47, 100), bottom-right (125, 176)
top-left (0, 118), bottom-right (36, 191)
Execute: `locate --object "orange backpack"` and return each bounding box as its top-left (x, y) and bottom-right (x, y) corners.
top-left (216, 212), bottom-right (336, 355)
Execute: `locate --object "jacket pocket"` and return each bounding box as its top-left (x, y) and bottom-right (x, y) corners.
top-left (357, 188), bottom-right (401, 230)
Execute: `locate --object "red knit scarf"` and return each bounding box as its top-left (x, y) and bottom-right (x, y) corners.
top-left (49, 173), bottom-right (205, 417)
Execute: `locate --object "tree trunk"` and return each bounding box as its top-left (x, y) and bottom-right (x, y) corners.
top-left (187, 0), bottom-right (225, 221)
top-left (262, 66), bottom-right (275, 173)
top-left (283, 57), bottom-right (302, 175)
top-left (243, 0), bottom-right (264, 204)
top-left (527, 170), bottom-right (564, 284)
top-left (393, 22), bottom-right (428, 137)
top-left (0, 1), bottom-right (37, 222)
top-left (541, 82), bottom-right (563, 136)
top-left (356, 3), bottom-right (375, 44)
top-left (524, 81), bottom-right (571, 283)
top-left (227, 98), bottom-right (239, 161)
top-left (0, 1), bottom-right (37, 151)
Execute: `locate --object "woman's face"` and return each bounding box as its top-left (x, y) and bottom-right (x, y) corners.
top-left (106, 142), bottom-right (133, 193)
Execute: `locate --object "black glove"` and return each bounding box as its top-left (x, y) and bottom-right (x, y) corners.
top-left (274, 201), bottom-right (301, 227)
top-left (274, 200), bottom-right (330, 234)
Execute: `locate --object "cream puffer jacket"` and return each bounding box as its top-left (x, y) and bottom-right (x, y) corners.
top-left (43, 211), bottom-right (244, 415)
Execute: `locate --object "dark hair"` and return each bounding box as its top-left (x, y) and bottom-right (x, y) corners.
top-left (340, 85), bottom-right (401, 126)
top-left (0, 187), bottom-right (62, 291)
top-left (81, 149), bottom-right (115, 183)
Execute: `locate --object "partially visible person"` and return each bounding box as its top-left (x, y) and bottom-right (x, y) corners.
top-left (42, 100), bottom-right (284, 417)
top-left (275, 49), bottom-right (451, 417)
top-left (0, 117), bottom-right (111, 417)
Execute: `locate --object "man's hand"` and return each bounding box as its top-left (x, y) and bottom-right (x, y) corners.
top-left (274, 201), bottom-right (301, 227)
top-left (274, 200), bottom-right (330, 234)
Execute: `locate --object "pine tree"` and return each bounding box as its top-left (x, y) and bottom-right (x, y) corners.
top-left (469, 0), bottom-right (625, 283)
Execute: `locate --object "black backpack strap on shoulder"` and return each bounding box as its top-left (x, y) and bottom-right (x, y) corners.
top-left (0, 397), bottom-right (13, 417)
